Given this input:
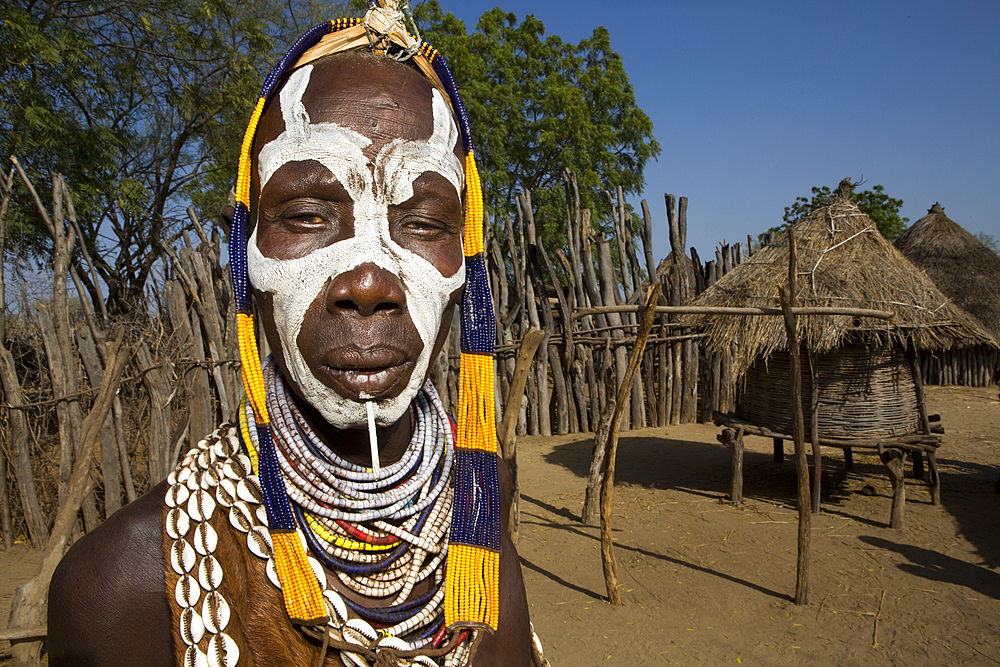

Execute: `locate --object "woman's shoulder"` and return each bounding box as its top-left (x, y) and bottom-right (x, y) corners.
top-left (47, 481), bottom-right (174, 666)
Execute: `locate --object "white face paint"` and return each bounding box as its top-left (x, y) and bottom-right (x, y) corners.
top-left (247, 64), bottom-right (465, 429)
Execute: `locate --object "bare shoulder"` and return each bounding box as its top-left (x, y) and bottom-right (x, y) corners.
top-left (48, 481), bottom-right (174, 667)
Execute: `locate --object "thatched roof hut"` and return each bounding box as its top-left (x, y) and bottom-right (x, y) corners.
top-left (685, 181), bottom-right (997, 438)
top-left (894, 203), bottom-right (1000, 341)
top-left (685, 184), bottom-right (997, 377)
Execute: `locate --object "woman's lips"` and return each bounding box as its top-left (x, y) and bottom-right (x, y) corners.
top-left (318, 355), bottom-right (416, 400)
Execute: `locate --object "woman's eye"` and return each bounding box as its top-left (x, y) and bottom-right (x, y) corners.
top-left (289, 214), bottom-right (324, 226)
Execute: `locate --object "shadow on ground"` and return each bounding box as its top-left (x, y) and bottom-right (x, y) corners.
top-left (860, 534), bottom-right (1000, 600)
top-left (540, 433), bottom-right (945, 528)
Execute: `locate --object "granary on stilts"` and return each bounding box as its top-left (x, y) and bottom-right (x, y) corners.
top-left (684, 180), bottom-right (999, 526)
top-left (894, 203), bottom-right (1000, 385)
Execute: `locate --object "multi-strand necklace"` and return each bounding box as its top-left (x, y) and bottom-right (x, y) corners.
top-left (248, 360), bottom-right (459, 651)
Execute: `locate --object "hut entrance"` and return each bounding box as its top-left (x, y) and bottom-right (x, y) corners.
top-left (738, 342), bottom-right (919, 441)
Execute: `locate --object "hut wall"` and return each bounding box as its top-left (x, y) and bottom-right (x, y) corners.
top-left (738, 343), bottom-right (920, 439)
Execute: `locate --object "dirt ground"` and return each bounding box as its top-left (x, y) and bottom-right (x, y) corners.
top-left (2, 385), bottom-right (998, 665)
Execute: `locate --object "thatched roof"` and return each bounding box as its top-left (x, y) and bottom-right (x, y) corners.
top-left (894, 203), bottom-right (1000, 340)
top-left (685, 183), bottom-right (998, 375)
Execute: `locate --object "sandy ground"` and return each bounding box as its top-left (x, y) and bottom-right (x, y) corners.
top-left (2, 385), bottom-right (998, 665)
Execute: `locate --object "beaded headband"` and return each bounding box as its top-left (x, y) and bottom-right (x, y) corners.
top-left (229, 0), bottom-right (500, 635)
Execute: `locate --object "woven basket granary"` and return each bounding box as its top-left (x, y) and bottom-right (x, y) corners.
top-left (738, 342), bottom-right (919, 440)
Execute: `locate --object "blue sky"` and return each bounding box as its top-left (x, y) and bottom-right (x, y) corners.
top-left (443, 1), bottom-right (999, 262)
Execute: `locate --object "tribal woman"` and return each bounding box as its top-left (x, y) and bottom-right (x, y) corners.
top-left (47, 2), bottom-right (542, 665)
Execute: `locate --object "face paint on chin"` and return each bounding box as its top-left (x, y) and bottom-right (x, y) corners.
top-left (247, 64), bottom-right (465, 429)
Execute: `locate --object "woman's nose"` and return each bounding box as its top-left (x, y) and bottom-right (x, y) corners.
top-left (325, 263), bottom-right (406, 317)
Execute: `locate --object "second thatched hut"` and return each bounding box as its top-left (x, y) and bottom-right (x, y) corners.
top-left (894, 203), bottom-right (1000, 385)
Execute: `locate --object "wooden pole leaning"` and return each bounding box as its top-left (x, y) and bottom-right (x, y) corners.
top-left (779, 227), bottom-right (811, 606)
top-left (599, 284), bottom-right (660, 605)
top-left (497, 327), bottom-right (546, 545)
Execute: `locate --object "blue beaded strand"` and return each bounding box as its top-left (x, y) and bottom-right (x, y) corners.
top-left (460, 254), bottom-right (495, 354)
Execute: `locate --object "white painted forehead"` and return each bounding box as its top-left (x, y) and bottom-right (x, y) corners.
top-left (256, 64), bottom-right (464, 196)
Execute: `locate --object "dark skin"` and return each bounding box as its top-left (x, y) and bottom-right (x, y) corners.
top-left (47, 52), bottom-right (531, 666)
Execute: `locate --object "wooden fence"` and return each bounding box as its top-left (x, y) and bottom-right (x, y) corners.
top-left (0, 167), bottom-right (991, 549)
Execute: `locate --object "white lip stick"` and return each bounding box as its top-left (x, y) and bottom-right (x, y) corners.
top-left (367, 401), bottom-right (380, 478)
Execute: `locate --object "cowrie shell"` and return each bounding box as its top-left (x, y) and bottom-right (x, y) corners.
top-left (192, 522), bottom-right (218, 556)
top-left (413, 656), bottom-right (438, 667)
top-left (345, 618), bottom-right (378, 643)
top-left (229, 503), bottom-right (254, 533)
top-left (247, 526), bottom-right (272, 559)
top-left (256, 506), bottom-right (269, 527)
top-left (196, 438), bottom-right (209, 451)
top-left (179, 606), bottom-right (205, 645)
top-left (188, 489), bottom-right (216, 522)
top-left (342, 652), bottom-right (367, 667)
top-left (215, 479), bottom-right (237, 508)
top-left (183, 645), bottom-right (208, 667)
top-left (202, 591), bottom-right (231, 634)
top-left (341, 624), bottom-right (365, 647)
top-left (237, 476), bottom-right (263, 504)
top-left (166, 508), bottom-right (191, 539)
top-left (167, 470), bottom-right (178, 486)
top-left (196, 450), bottom-right (214, 471)
top-left (165, 483), bottom-right (190, 509)
top-left (201, 466), bottom-right (222, 489)
top-left (212, 442), bottom-right (229, 460)
top-left (198, 555), bottom-right (223, 590)
top-left (206, 633), bottom-right (239, 667)
top-left (176, 467), bottom-right (192, 485)
top-left (323, 589), bottom-right (349, 626)
top-left (175, 574), bottom-right (200, 608)
top-left (377, 636), bottom-right (409, 651)
top-left (170, 539), bottom-right (196, 574)
top-left (224, 454), bottom-right (252, 480)
top-left (266, 559), bottom-right (281, 589)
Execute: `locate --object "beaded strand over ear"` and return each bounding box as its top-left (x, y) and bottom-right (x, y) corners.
top-left (229, 1), bottom-right (500, 636)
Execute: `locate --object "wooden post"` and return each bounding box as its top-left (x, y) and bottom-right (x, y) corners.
top-left (74, 326), bottom-right (122, 516)
top-left (773, 438), bottom-right (784, 463)
top-left (600, 284), bottom-right (660, 605)
top-left (717, 427), bottom-right (745, 504)
top-left (0, 429), bottom-right (10, 548)
top-left (878, 443), bottom-right (906, 529)
top-left (136, 341), bottom-right (173, 485)
top-left (596, 240), bottom-right (631, 431)
top-left (519, 191), bottom-right (549, 436)
top-left (536, 240), bottom-right (575, 435)
top-left (779, 226), bottom-right (811, 606)
top-left (0, 346), bottom-right (48, 549)
top-left (497, 327), bottom-right (545, 545)
top-left (907, 342), bottom-right (938, 504)
top-left (809, 349), bottom-right (822, 514)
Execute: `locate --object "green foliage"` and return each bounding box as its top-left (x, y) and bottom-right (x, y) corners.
top-left (977, 231), bottom-right (999, 255)
top-left (760, 183), bottom-right (910, 243)
top-left (1, 0), bottom-right (347, 310)
top-left (412, 2), bottom-right (660, 251)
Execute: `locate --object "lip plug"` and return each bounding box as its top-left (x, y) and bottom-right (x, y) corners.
top-left (366, 401), bottom-right (380, 478)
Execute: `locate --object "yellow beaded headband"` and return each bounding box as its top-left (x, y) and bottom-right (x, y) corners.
top-left (229, 0), bottom-right (501, 635)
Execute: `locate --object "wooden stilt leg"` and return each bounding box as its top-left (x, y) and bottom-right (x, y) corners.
top-left (844, 447), bottom-right (854, 472)
top-left (911, 451), bottom-right (924, 480)
top-left (878, 443), bottom-right (906, 529)
top-left (927, 450), bottom-right (940, 505)
top-left (772, 437), bottom-right (784, 463)
top-left (733, 427), bottom-right (745, 505)
top-left (717, 427), bottom-right (744, 505)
